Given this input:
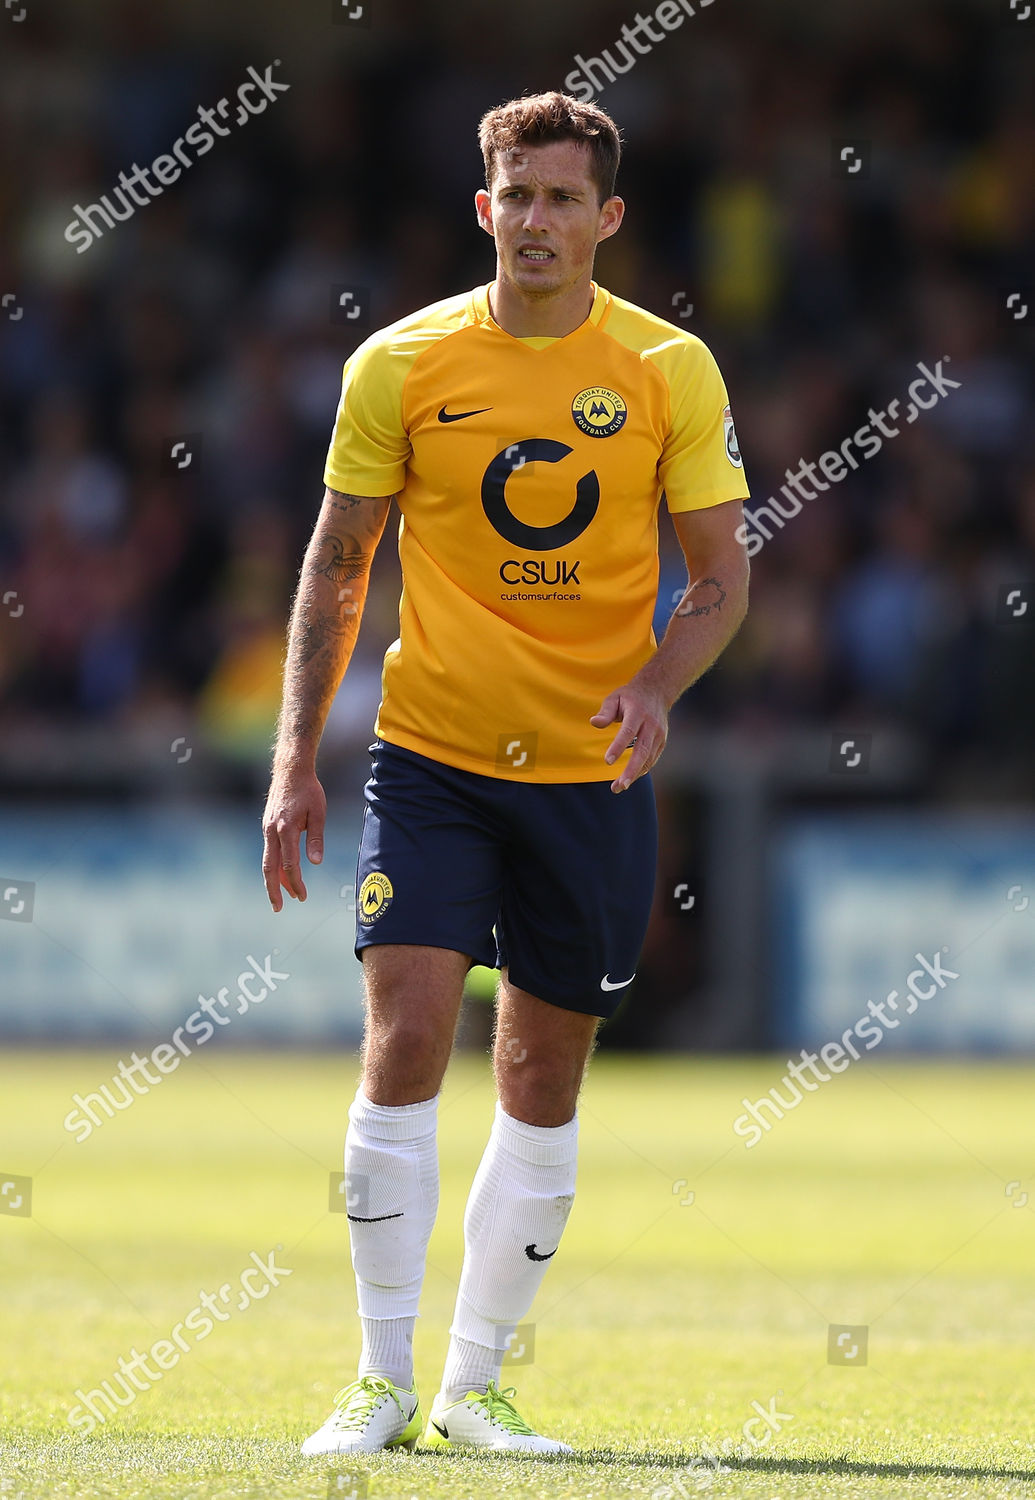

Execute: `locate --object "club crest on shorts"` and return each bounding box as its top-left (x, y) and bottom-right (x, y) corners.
top-left (571, 386), bottom-right (627, 438)
top-left (358, 871), bottom-right (393, 924)
top-left (723, 404), bottom-right (743, 468)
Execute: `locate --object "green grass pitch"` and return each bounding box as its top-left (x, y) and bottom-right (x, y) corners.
top-left (3, 1047), bottom-right (1035, 1499)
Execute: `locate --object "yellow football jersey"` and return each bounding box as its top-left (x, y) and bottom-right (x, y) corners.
top-left (324, 281), bottom-right (748, 782)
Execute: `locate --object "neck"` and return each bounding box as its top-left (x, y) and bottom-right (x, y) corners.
top-left (488, 272), bottom-right (596, 338)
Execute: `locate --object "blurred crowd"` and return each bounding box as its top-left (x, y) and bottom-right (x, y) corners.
top-left (1, 0), bottom-right (1032, 793)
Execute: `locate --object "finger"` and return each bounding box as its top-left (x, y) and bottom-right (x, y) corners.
top-left (262, 871), bottom-right (282, 912)
top-left (305, 809), bottom-right (325, 866)
top-left (604, 706), bottom-right (640, 766)
top-left (281, 860), bottom-right (308, 902)
top-left (262, 829), bottom-right (284, 912)
top-left (276, 820), bottom-right (308, 902)
top-left (589, 690), bottom-right (621, 728)
top-left (612, 722), bottom-right (668, 792)
top-left (611, 735), bottom-right (657, 793)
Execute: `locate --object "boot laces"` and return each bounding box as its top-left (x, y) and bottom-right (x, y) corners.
top-left (328, 1376), bottom-right (406, 1431)
top-left (471, 1380), bottom-right (536, 1435)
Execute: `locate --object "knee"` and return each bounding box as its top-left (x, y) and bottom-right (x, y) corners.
top-left (364, 1013), bottom-right (450, 1098)
top-left (495, 1053), bottom-right (580, 1127)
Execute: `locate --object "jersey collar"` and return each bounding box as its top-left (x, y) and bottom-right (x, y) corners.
top-left (470, 281), bottom-right (609, 345)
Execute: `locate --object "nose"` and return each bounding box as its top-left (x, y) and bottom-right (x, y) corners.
top-left (521, 193), bottom-right (551, 232)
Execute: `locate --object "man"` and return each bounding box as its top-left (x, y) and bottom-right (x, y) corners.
top-left (262, 90), bottom-right (749, 1456)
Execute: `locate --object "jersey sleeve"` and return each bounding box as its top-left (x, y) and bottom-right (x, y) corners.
top-left (658, 338), bottom-right (749, 513)
top-left (324, 335), bottom-right (411, 497)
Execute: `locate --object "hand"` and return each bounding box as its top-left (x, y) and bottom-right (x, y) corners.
top-left (262, 764), bottom-right (327, 911)
top-left (590, 681), bottom-right (669, 793)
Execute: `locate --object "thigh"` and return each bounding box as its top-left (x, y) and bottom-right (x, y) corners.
top-left (359, 943), bottom-right (471, 1104)
top-left (354, 740), bottom-right (504, 971)
top-left (497, 773), bottom-right (658, 1018)
top-left (494, 977), bottom-right (599, 1125)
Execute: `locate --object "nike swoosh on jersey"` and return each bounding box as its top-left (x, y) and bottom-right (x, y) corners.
top-left (525, 1242), bottom-right (557, 1261)
top-left (600, 973), bottom-right (636, 991)
top-left (437, 405), bottom-right (493, 422)
top-left (347, 1212), bottom-right (404, 1222)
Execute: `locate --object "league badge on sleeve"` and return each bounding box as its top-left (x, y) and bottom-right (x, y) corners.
top-left (723, 404), bottom-right (743, 468)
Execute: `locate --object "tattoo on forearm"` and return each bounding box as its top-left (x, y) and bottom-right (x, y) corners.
top-left (328, 495), bottom-right (362, 516)
top-left (294, 607), bottom-right (347, 669)
top-left (275, 491), bottom-right (389, 750)
top-left (317, 534), bottom-right (367, 586)
top-left (676, 577), bottom-right (726, 618)
top-left (327, 488), bottom-right (393, 516)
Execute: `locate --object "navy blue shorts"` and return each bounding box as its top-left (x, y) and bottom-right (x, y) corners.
top-left (353, 739), bottom-right (658, 1018)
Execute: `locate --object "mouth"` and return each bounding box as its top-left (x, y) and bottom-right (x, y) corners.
top-left (518, 247), bottom-right (555, 264)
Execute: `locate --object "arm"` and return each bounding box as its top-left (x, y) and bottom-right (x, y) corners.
top-left (590, 497), bottom-right (749, 793)
top-left (262, 487), bottom-right (392, 910)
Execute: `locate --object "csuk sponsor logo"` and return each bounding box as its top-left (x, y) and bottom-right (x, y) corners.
top-left (482, 440), bottom-right (599, 549)
top-left (499, 559), bottom-right (581, 586)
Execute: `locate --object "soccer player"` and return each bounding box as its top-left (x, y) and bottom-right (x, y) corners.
top-left (262, 90), bottom-right (749, 1455)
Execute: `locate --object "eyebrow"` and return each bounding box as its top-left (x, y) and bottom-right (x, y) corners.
top-left (496, 182), bottom-right (585, 195)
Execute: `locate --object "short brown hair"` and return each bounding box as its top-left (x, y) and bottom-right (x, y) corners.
top-left (478, 91), bottom-right (622, 206)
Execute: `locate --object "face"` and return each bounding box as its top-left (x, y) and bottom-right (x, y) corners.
top-left (475, 139), bottom-right (624, 299)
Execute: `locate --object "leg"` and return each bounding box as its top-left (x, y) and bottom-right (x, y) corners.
top-left (433, 773), bottom-right (655, 1433)
top-left (436, 976), bottom-right (598, 1413)
top-left (360, 942), bottom-right (470, 1104)
top-left (494, 972), bottom-right (600, 1125)
top-left (304, 742), bottom-right (506, 1455)
top-left (346, 945), bottom-right (468, 1389)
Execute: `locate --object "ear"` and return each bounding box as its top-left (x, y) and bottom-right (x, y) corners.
top-left (596, 195), bottom-right (625, 245)
top-left (475, 188), bottom-right (495, 238)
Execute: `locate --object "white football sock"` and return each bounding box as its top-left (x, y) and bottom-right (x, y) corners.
top-left (345, 1089), bottom-right (439, 1388)
top-left (442, 1102), bottom-right (578, 1402)
top-left (441, 1335), bottom-right (502, 1401)
top-left (358, 1315), bottom-right (415, 1391)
